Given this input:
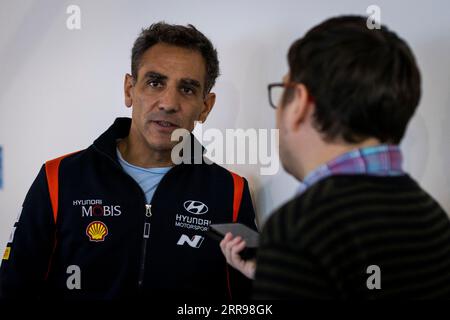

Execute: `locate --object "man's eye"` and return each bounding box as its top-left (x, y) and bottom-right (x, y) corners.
top-left (181, 87), bottom-right (195, 95)
top-left (147, 80), bottom-right (163, 88)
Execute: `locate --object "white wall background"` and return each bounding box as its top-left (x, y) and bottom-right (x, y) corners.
top-left (1, 0), bottom-right (449, 250)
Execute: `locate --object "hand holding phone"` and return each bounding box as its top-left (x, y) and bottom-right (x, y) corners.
top-left (219, 231), bottom-right (257, 280)
top-left (208, 223), bottom-right (259, 260)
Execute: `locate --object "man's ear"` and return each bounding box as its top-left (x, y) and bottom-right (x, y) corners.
top-left (124, 74), bottom-right (135, 108)
top-left (198, 92), bottom-right (216, 123)
top-left (289, 83), bottom-right (313, 131)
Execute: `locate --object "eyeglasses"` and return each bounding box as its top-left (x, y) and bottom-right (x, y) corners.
top-left (267, 82), bottom-right (298, 109)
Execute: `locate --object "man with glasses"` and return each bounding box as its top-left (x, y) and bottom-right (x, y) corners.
top-left (221, 15), bottom-right (450, 299)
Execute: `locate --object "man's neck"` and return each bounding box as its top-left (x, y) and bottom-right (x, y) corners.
top-left (299, 137), bottom-right (382, 180)
top-left (117, 135), bottom-right (173, 168)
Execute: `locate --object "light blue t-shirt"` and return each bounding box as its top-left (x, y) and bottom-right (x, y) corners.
top-left (116, 148), bottom-right (172, 204)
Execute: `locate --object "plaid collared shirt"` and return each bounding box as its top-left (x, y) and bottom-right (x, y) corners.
top-left (298, 144), bottom-right (405, 193)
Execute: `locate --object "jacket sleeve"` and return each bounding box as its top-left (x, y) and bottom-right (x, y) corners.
top-left (236, 178), bottom-right (258, 231)
top-left (229, 177), bottom-right (258, 300)
top-left (0, 165), bottom-right (56, 299)
top-left (253, 212), bottom-right (334, 299)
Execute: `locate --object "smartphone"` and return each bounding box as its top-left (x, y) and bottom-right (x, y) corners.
top-left (207, 223), bottom-right (259, 259)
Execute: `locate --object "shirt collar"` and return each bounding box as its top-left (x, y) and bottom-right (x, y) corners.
top-left (300, 144), bottom-right (404, 190)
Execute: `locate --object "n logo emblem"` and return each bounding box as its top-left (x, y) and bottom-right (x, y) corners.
top-left (177, 234), bottom-right (205, 248)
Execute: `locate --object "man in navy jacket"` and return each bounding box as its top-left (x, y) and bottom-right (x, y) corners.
top-left (0, 22), bottom-right (256, 300)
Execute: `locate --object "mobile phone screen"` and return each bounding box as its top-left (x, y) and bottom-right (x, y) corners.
top-left (208, 223), bottom-right (259, 248)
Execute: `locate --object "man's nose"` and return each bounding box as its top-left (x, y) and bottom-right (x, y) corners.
top-left (158, 86), bottom-right (181, 113)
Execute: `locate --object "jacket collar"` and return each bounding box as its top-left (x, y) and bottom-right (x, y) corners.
top-left (93, 117), bottom-right (206, 165)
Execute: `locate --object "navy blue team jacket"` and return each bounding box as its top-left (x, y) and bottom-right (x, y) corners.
top-left (0, 118), bottom-right (257, 300)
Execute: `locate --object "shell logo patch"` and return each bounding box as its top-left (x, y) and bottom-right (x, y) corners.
top-left (3, 247), bottom-right (11, 260)
top-left (86, 221), bottom-right (108, 242)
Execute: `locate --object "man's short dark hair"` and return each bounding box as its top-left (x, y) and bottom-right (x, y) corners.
top-left (287, 15), bottom-right (421, 144)
top-left (131, 22), bottom-right (220, 94)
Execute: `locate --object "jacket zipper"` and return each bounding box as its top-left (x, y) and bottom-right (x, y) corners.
top-left (92, 145), bottom-right (175, 291)
top-left (138, 204), bottom-right (152, 289)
